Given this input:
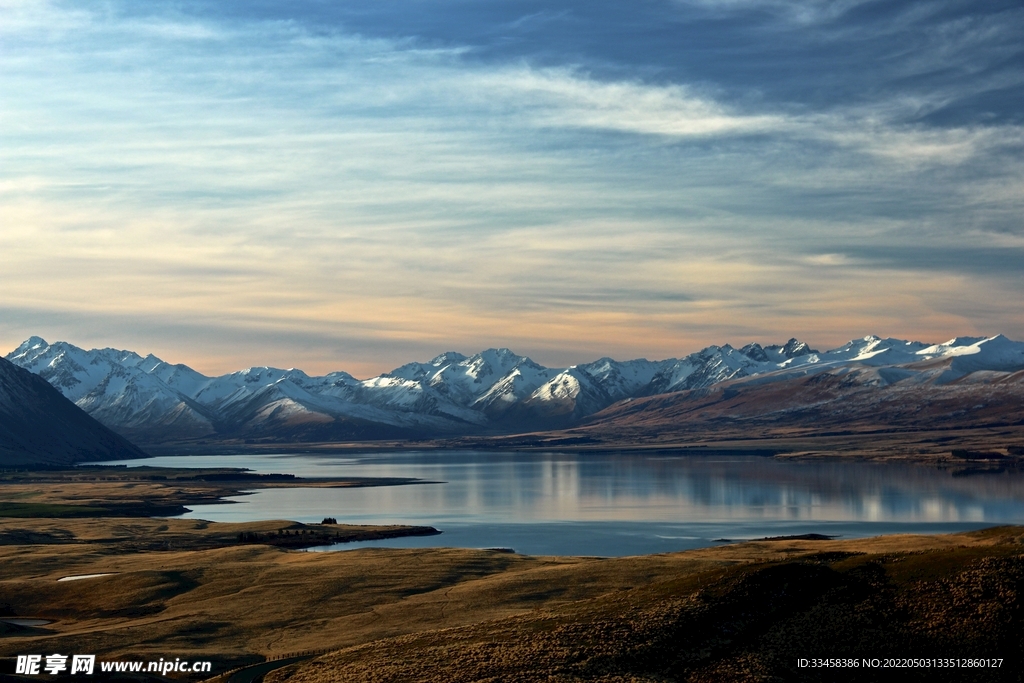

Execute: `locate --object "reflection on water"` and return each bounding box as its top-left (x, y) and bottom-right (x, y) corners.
top-left (101, 452), bottom-right (1024, 556)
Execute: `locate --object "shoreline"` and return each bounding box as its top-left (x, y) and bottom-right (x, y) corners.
top-left (0, 465), bottom-right (435, 520)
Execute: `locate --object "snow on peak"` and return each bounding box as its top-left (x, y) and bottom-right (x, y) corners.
top-left (781, 338), bottom-right (815, 357)
top-left (739, 343), bottom-right (769, 362)
top-left (463, 348), bottom-right (533, 379)
top-left (918, 335), bottom-right (1013, 357)
top-left (941, 336), bottom-right (986, 347)
top-left (15, 336), bottom-right (49, 353)
top-left (430, 351), bottom-right (468, 365)
top-left (913, 334), bottom-right (1024, 376)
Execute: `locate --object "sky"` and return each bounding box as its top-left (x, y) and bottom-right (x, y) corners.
top-left (2, 0), bottom-right (1023, 378)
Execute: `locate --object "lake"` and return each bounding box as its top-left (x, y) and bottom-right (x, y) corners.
top-left (98, 451), bottom-right (1024, 556)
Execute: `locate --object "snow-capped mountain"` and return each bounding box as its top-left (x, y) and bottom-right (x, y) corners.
top-left (7, 334), bottom-right (1024, 444)
top-left (576, 335), bottom-right (1024, 445)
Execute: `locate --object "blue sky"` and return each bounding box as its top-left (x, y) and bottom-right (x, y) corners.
top-left (2, 0), bottom-right (1022, 376)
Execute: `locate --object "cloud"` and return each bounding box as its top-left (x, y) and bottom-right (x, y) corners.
top-left (2, 0), bottom-right (1024, 371)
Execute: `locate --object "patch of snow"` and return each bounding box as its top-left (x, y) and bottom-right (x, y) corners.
top-left (57, 573), bottom-right (117, 582)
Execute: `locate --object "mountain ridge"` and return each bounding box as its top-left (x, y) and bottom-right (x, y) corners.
top-left (7, 334), bottom-right (1024, 446)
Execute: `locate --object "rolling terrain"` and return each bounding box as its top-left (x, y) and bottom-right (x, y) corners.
top-left (0, 517), bottom-right (1020, 682)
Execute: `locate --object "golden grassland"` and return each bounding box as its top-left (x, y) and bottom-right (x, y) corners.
top-left (1, 469), bottom-right (1022, 682)
top-left (267, 530), bottom-right (1024, 683)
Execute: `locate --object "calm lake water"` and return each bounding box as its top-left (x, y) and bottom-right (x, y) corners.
top-left (98, 451), bottom-right (1024, 556)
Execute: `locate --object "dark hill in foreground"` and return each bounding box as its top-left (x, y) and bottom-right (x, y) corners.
top-left (0, 357), bottom-right (148, 466)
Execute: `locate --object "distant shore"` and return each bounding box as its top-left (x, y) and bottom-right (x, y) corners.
top-left (0, 465), bottom-right (433, 521)
top-left (137, 424), bottom-right (1024, 470)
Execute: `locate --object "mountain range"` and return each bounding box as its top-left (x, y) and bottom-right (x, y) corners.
top-left (6, 334), bottom-right (1024, 447)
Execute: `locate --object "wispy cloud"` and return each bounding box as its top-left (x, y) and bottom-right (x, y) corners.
top-left (672, 0), bottom-right (873, 25)
top-left (478, 68), bottom-right (785, 137)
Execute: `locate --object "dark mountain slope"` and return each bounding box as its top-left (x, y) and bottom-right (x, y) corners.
top-left (0, 357), bottom-right (148, 466)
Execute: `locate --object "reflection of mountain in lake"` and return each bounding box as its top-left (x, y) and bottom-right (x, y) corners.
top-left (103, 452), bottom-right (1024, 555)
